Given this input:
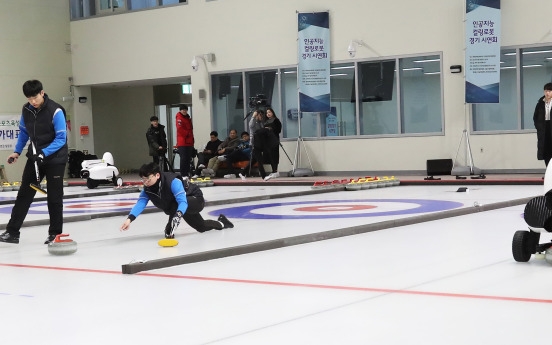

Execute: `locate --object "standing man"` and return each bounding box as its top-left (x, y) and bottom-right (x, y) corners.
top-left (0, 80), bottom-right (68, 244)
top-left (175, 105), bottom-right (194, 177)
top-left (146, 115), bottom-right (169, 171)
top-left (534, 82), bottom-right (552, 166)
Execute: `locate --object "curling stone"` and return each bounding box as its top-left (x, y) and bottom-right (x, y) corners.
top-left (2, 182), bottom-right (12, 191)
top-left (194, 178), bottom-right (207, 187)
top-left (203, 177), bottom-right (214, 187)
top-left (545, 247), bottom-right (552, 264)
top-left (345, 181), bottom-right (362, 191)
top-left (48, 234), bottom-right (77, 256)
top-left (358, 178), bottom-right (370, 190)
top-left (63, 180), bottom-right (69, 187)
top-left (311, 181), bottom-right (327, 189)
top-left (11, 182), bottom-right (21, 191)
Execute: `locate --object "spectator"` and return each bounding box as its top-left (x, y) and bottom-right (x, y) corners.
top-left (146, 115), bottom-right (169, 171)
top-left (201, 129), bottom-right (240, 177)
top-left (534, 82), bottom-right (552, 166)
top-left (192, 131), bottom-right (221, 178)
top-left (220, 131), bottom-right (251, 178)
top-left (175, 105), bottom-right (194, 177)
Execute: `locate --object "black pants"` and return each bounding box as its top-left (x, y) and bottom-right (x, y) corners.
top-left (196, 152), bottom-right (214, 167)
top-left (268, 145), bottom-right (279, 173)
top-left (177, 146), bottom-right (194, 177)
top-left (153, 154), bottom-right (171, 172)
top-left (252, 147), bottom-right (267, 179)
top-left (545, 121), bottom-right (552, 167)
top-left (6, 159), bottom-right (65, 236)
top-left (165, 196), bottom-right (222, 233)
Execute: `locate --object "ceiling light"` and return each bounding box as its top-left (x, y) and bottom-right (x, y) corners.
top-left (412, 58), bottom-right (440, 63)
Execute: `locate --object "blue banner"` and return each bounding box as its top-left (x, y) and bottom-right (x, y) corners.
top-left (465, 0), bottom-right (501, 103)
top-left (298, 12), bottom-right (330, 113)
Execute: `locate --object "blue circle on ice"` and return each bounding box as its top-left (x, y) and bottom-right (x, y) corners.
top-left (209, 199), bottom-right (463, 219)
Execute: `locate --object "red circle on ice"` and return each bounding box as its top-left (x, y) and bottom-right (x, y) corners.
top-left (294, 205), bottom-right (377, 212)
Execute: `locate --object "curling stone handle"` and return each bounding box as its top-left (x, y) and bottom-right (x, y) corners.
top-left (54, 234), bottom-right (73, 243)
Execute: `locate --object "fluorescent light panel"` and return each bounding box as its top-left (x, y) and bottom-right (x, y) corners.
top-left (412, 58), bottom-right (440, 63)
top-left (504, 50), bottom-right (552, 56)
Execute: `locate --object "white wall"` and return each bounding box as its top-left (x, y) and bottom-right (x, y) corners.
top-left (63, 0), bottom-right (552, 173)
top-left (91, 86), bottom-right (153, 169)
top-left (0, 0), bottom-right (72, 179)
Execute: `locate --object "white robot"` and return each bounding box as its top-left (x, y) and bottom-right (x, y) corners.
top-left (80, 152), bottom-right (123, 189)
top-left (512, 164), bottom-right (552, 263)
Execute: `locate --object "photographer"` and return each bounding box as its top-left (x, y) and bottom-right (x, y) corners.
top-left (261, 107), bottom-right (282, 181)
top-left (241, 109), bottom-right (267, 179)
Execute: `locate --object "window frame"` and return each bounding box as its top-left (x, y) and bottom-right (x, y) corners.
top-left (210, 51), bottom-right (444, 141)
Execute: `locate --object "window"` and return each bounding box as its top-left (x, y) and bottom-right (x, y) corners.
top-left (521, 46), bottom-right (552, 129)
top-left (358, 60), bottom-right (398, 135)
top-left (97, 0), bottom-right (125, 13)
top-left (472, 45), bottom-right (552, 132)
top-left (281, 68), bottom-right (299, 138)
top-left (70, 0), bottom-right (188, 20)
top-left (128, 0), bottom-right (157, 10)
top-left (70, 0), bottom-right (96, 19)
top-left (211, 53), bottom-right (444, 140)
top-left (327, 63), bottom-right (356, 136)
top-left (400, 55), bottom-right (443, 134)
top-left (211, 73), bottom-right (244, 138)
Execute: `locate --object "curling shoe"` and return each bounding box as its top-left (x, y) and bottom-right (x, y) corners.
top-left (264, 172), bottom-right (280, 181)
top-left (218, 214), bottom-right (234, 229)
top-left (44, 234), bottom-right (57, 244)
top-left (0, 231), bottom-right (19, 244)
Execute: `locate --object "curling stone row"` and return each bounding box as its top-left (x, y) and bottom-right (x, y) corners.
top-left (0, 181), bottom-right (22, 192)
top-left (311, 179), bottom-right (352, 189)
top-left (345, 176), bottom-right (400, 191)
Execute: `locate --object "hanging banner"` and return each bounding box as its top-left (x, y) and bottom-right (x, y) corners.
top-left (0, 115), bottom-right (21, 151)
top-left (298, 11), bottom-right (330, 113)
top-left (465, 0), bottom-right (501, 103)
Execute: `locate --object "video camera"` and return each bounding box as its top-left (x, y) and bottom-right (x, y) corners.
top-left (248, 94), bottom-right (269, 109)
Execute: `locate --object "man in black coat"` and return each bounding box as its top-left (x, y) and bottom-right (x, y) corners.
top-left (146, 116), bottom-right (169, 171)
top-left (533, 82), bottom-right (552, 166)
